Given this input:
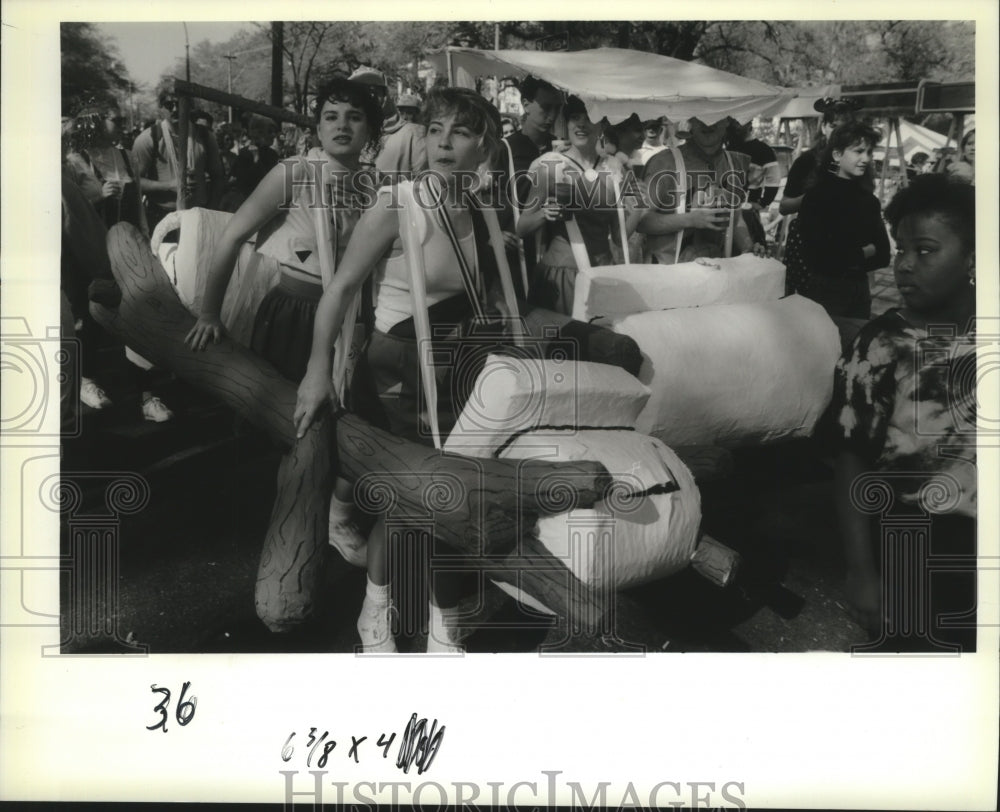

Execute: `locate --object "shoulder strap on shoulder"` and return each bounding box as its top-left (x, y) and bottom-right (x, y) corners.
top-left (149, 125), bottom-right (160, 181)
top-left (670, 145), bottom-right (686, 264)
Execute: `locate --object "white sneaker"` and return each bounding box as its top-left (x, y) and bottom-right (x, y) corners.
top-left (80, 378), bottom-right (113, 409)
top-left (141, 396), bottom-right (174, 423)
top-left (357, 599), bottom-right (398, 653)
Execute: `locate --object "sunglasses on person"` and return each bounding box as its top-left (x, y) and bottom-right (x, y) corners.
top-left (161, 98), bottom-right (179, 112)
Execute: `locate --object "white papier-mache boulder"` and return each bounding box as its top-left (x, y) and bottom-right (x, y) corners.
top-left (151, 207), bottom-right (280, 346)
top-left (443, 354), bottom-right (652, 457)
top-left (501, 430), bottom-right (701, 588)
top-left (608, 294), bottom-right (841, 446)
top-left (572, 254), bottom-right (786, 322)
top-left (444, 355), bottom-right (702, 590)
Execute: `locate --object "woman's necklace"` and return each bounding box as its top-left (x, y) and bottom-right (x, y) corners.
top-left (563, 148), bottom-right (600, 182)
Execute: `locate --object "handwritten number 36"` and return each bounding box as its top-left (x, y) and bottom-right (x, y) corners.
top-left (147, 682), bottom-right (198, 733)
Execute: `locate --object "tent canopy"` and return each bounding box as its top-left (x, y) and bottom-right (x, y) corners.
top-left (775, 84), bottom-right (841, 119)
top-left (427, 46), bottom-right (795, 125)
top-left (874, 119), bottom-right (950, 162)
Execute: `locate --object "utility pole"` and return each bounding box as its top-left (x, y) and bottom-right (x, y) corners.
top-left (493, 23), bottom-right (500, 106)
top-left (223, 53), bottom-right (237, 123)
top-left (182, 22), bottom-right (191, 82)
top-left (270, 22), bottom-right (283, 108)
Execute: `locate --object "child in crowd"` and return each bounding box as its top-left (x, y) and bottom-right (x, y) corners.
top-left (947, 129), bottom-right (975, 184)
top-left (186, 78), bottom-right (384, 566)
top-left (779, 97), bottom-right (864, 295)
top-left (830, 174), bottom-right (977, 650)
top-left (795, 121), bottom-right (890, 319)
top-left (294, 87), bottom-right (515, 653)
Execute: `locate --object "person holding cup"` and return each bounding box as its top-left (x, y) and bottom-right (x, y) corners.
top-left (638, 116), bottom-right (761, 264)
top-left (516, 95), bottom-right (647, 314)
top-left (65, 104), bottom-right (145, 233)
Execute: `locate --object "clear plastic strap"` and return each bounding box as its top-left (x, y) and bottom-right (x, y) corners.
top-left (398, 182), bottom-right (442, 449)
top-left (479, 205), bottom-right (525, 347)
top-left (610, 170), bottom-right (630, 265)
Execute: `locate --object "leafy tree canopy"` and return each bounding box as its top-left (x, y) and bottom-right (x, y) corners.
top-left (61, 23), bottom-right (134, 117)
top-left (145, 19), bottom-right (974, 123)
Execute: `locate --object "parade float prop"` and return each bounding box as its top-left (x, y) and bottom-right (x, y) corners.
top-left (444, 355), bottom-right (703, 591)
top-left (88, 69), bottom-right (821, 647)
top-left (92, 222), bottom-right (623, 639)
top-left (93, 220), bottom-right (740, 649)
top-left (572, 254), bottom-right (786, 321)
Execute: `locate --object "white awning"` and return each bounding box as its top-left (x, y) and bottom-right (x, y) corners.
top-left (775, 84), bottom-right (842, 119)
top-left (427, 47), bottom-right (795, 125)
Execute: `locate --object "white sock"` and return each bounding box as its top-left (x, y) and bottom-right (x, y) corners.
top-left (426, 602), bottom-right (465, 654)
top-left (357, 578), bottom-right (396, 653)
top-left (328, 493), bottom-right (354, 522)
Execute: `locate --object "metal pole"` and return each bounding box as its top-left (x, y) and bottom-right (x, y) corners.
top-left (177, 92), bottom-right (190, 211)
top-left (493, 23), bottom-right (500, 106)
top-left (223, 53), bottom-right (237, 124)
top-left (182, 22), bottom-right (191, 83)
top-left (270, 22), bottom-right (284, 108)
top-left (894, 118), bottom-right (907, 189)
top-left (878, 117), bottom-right (891, 205)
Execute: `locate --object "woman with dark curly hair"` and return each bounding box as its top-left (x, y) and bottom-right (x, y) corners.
top-left (187, 77), bottom-right (384, 564)
top-left (794, 121), bottom-right (890, 319)
top-left (830, 174), bottom-right (976, 649)
top-left (187, 77), bottom-right (383, 375)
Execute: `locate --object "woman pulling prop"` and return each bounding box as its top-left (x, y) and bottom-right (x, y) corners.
top-left (185, 77), bottom-right (384, 566)
top-left (295, 87), bottom-right (527, 653)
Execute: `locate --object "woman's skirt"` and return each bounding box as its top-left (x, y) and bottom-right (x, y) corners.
top-left (250, 271), bottom-right (323, 384)
top-left (364, 329), bottom-right (459, 447)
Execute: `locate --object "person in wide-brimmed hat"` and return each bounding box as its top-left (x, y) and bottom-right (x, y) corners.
top-left (395, 93), bottom-right (421, 123)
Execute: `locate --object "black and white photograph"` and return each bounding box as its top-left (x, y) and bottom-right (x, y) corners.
top-left (2, 2), bottom-right (997, 808)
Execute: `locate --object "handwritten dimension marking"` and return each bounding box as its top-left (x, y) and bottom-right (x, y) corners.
top-left (280, 713), bottom-right (444, 774)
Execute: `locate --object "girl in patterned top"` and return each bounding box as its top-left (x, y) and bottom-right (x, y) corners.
top-left (830, 174), bottom-right (976, 649)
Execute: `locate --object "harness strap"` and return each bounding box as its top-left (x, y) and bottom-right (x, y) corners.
top-left (670, 145), bottom-right (686, 265)
top-left (307, 157), bottom-right (360, 402)
top-left (504, 139), bottom-right (530, 295)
